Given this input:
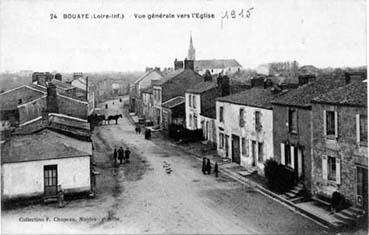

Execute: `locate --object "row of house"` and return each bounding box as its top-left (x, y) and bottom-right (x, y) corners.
top-left (1, 73), bottom-right (96, 204)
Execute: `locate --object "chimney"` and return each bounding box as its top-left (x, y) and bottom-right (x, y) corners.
top-left (184, 58), bottom-right (194, 70)
top-left (174, 59), bottom-right (184, 70)
top-left (203, 70), bottom-right (212, 82)
top-left (217, 74), bottom-right (230, 97)
top-left (46, 83), bottom-right (58, 113)
top-left (54, 73), bottom-right (62, 81)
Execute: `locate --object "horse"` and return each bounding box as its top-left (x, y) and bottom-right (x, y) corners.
top-left (107, 114), bottom-right (122, 125)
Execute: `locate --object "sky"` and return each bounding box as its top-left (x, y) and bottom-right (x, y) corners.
top-left (0, 0), bottom-right (366, 72)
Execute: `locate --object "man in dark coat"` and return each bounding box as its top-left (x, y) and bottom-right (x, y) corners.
top-left (214, 162), bottom-right (219, 177)
top-left (202, 158), bottom-right (206, 174)
top-left (118, 147), bottom-right (124, 164)
top-left (125, 147), bottom-right (131, 163)
top-left (113, 148), bottom-right (118, 164)
top-left (206, 159), bottom-right (212, 174)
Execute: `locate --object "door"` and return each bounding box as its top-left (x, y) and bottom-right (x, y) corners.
top-left (357, 167), bottom-right (368, 211)
top-left (44, 165), bottom-right (58, 197)
top-left (251, 141), bottom-right (256, 167)
top-left (225, 135), bottom-right (229, 157)
top-left (232, 135), bottom-right (241, 164)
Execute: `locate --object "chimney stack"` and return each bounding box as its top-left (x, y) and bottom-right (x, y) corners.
top-left (184, 58), bottom-right (194, 70)
top-left (46, 83), bottom-right (58, 113)
top-left (174, 59), bottom-right (184, 70)
top-left (217, 74), bottom-right (230, 97)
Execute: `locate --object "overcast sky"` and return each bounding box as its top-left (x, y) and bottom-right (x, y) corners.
top-left (0, 0), bottom-right (366, 72)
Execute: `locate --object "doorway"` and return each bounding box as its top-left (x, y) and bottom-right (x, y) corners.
top-left (231, 135), bottom-right (240, 164)
top-left (357, 166), bottom-right (368, 211)
top-left (44, 165), bottom-right (58, 197)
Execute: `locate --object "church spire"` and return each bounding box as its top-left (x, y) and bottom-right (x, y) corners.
top-left (188, 34), bottom-right (196, 60)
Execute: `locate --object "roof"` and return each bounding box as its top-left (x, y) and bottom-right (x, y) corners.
top-left (272, 77), bottom-right (346, 108)
top-left (141, 87), bottom-right (153, 94)
top-left (153, 69), bottom-right (184, 86)
top-left (0, 85), bottom-right (45, 111)
top-left (217, 87), bottom-right (288, 109)
top-left (51, 79), bottom-right (75, 90)
top-left (194, 59), bottom-right (241, 71)
top-left (134, 70), bottom-right (163, 84)
top-left (200, 106), bottom-right (216, 119)
top-left (186, 81), bottom-right (218, 94)
top-left (1, 129), bottom-right (92, 164)
top-left (312, 80), bottom-right (367, 107)
top-left (14, 113), bottom-right (91, 138)
top-left (162, 96), bottom-right (185, 109)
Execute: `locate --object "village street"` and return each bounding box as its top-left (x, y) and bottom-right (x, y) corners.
top-left (2, 98), bottom-right (327, 234)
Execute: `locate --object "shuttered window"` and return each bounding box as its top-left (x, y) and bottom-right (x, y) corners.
top-left (322, 155), bottom-right (328, 180)
top-left (328, 156), bottom-right (336, 181)
top-left (280, 143), bottom-right (285, 165)
top-left (219, 107), bottom-right (224, 123)
top-left (241, 137), bottom-right (246, 155)
top-left (357, 114), bottom-right (368, 143)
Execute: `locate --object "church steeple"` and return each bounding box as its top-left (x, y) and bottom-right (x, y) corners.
top-left (188, 34), bottom-right (196, 60)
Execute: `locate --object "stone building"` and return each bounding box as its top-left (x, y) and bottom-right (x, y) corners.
top-left (310, 80), bottom-right (367, 211)
top-left (271, 77), bottom-right (346, 191)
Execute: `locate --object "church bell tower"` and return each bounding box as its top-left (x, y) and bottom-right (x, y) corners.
top-left (187, 35), bottom-right (196, 61)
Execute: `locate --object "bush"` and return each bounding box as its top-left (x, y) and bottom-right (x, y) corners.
top-left (264, 159), bottom-right (296, 193)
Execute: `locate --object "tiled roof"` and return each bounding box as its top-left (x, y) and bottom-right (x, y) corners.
top-left (200, 106), bottom-right (216, 119)
top-left (186, 81), bottom-right (218, 94)
top-left (217, 87), bottom-right (287, 109)
top-left (134, 70), bottom-right (163, 84)
top-left (162, 96), bottom-right (185, 109)
top-left (141, 87), bottom-right (153, 94)
top-left (1, 129), bottom-right (92, 164)
top-left (312, 80), bottom-right (367, 107)
top-left (0, 85), bottom-right (45, 111)
top-left (153, 69), bottom-right (184, 86)
top-left (194, 59), bottom-right (241, 70)
top-left (52, 79), bottom-right (75, 90)
top-left (272, 77), bottom-right (346, 108)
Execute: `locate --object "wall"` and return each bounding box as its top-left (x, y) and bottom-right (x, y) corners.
top-left (2, 156), bottom-right (91, 199)
top-left (200, 115), bottom-right (217, 144)
top-left (273, 104), bottom-right (313, 191)
top-left (216, 101), bottom-right (274, 175)
top-left (0, 86), bottom-right (45, 111)
top-left (311, 103), bottom-right (368, 206)
top-left (18, 96), bottom-right (46, 124)
top-left (185, 93), bottom-right (201, 130)
top-left (58, 95), bottom-right (88, 119)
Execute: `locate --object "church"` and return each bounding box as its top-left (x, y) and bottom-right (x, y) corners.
top-left (184, 35), bottom-right (242, 75)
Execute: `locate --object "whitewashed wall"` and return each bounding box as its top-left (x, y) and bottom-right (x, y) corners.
top-left (2, 156), bottom-right (91, 199)
top-left (185, 92), bottom-right (201, 130)
top-left (216, 101), bottom-right (274, 174)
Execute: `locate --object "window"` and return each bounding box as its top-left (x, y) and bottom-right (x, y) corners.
top-left (241, 137), bottom-right (246, 155)
top-left (219, 106), bottom-right (224, 123)
top-left (188, 95), bottom-right (191, 108)
top-left (193, 114), bottom-right (198, 129)
top-left (328, 156), bottom-right (336, 181)
top-left (359, 115), bottom-right (367, 142)
top-left (255, 111), bottom-right (261, 131)
top-left (189, 114), bottom-right (193, 128)
top-left (288, 108), bottom-right (298, 133)
top-left (251, 141), bottom-right (256, 166)
top-left (225, 135), bottom-right (229, 157)
top-left (193, 95), bottom-right (196, 108)
top-left (326, 111), bottom-right (336, 136)
top-left (239, 108), bottom-right (245, 127)
top-left (285, 144), bottom-right (291, 166)
top-left (18, 99), bottom-right (22, 105)
top-left (258, 142), bottom-right (263, 162)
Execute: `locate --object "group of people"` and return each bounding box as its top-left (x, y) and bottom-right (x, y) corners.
top-left (113, 147), bottom-right (131, 164)
top-left (135, 125), bottom-right (152, 140)
top-left (202, 158), bottom-right (219, 177)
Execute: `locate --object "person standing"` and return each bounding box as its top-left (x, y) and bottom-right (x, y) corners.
top-left (202, 158), bottom-right (206, 174)
top-left (206, 159), bottom-right (212, 174)
top-left (118, 147), bottom-right (124, 164)
top-left (214, 162), bottom-right (219, 177)
top-left (125, 147), bottom-right (131, 163)
top-left (113, 148), bottom-right (118, 164)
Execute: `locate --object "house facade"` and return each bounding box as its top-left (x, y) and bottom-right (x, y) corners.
top-left (311, 80), bottom-right (368, 211)
top-left (216, 88), bottom-right (282, 175)
top-left (141, 87), bottom-right (154, 122)
top-left (271, 77), bottom-right (346, 191)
